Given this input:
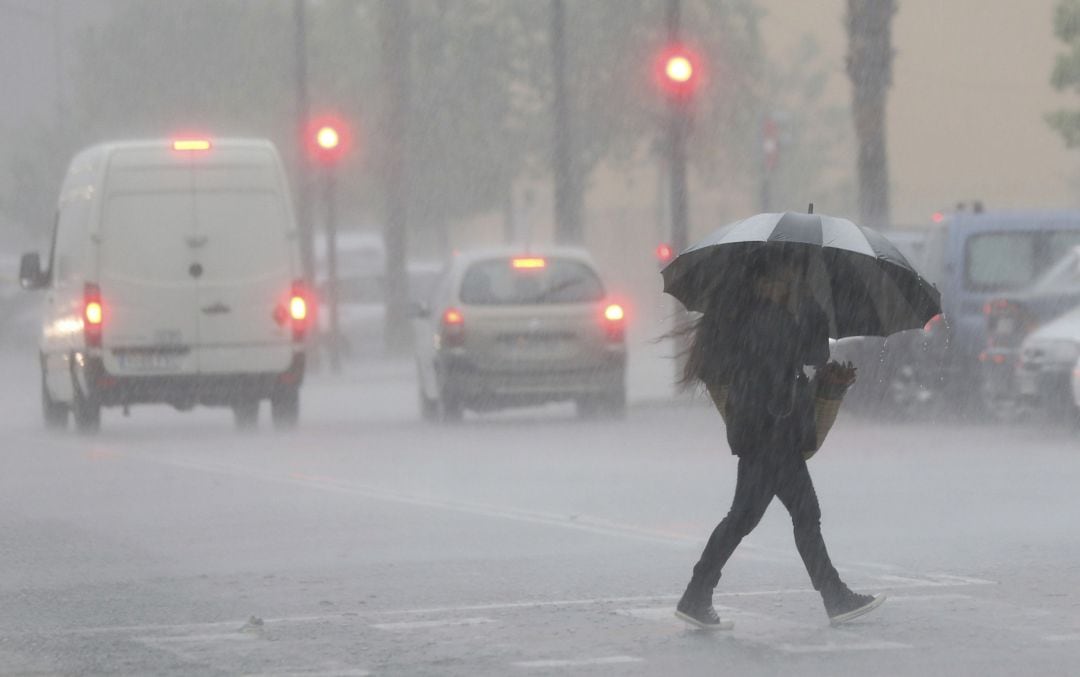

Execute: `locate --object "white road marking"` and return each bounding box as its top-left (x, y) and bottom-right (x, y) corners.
top-left (240, 673), bottom-right (370, 677)
top-left (137, 633), bottom-right (256, 643)
top-left (513, 656), bottom-right (643, 668)
top-left (777, 640), bottom-right (913, 653)
top-left (1044, 634), bottom-right (1080, 642)
top-left (617, 592), bottom-right (967, 622)
top-left (876, 573), bottom-right (995, 588)
top-left (616, 606), bottom-right (694, 621)
top-left (64, 584), bottom-right (993, 638)
top-left (117, 453), bottom-right (1001, 592)
top-left (371, 616), bottom-right (497, 631)
top-left (886, 593), bottom-right (973, 603)
top-left (124, 455), bottom-right (802, 562)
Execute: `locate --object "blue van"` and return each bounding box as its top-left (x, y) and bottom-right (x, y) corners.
top-left (921, 209), bottom-right (1080, 395)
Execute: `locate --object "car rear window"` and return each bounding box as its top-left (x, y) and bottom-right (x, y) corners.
top-left (459, 258), bottom-right (604, 305)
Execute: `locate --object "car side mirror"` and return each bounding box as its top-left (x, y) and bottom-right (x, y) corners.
top-left (19, 252), bottom-right (46, 290)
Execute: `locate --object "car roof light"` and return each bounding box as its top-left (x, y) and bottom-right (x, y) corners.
top-left (173, 139), bottom-right (212, 151)
top-left (512, 257), bottom-right (546, 269)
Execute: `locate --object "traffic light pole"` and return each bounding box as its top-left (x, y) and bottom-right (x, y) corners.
top-left (669, 105), bottom-right (689, 257)
top-left (323, 168), bottom-right (341, 373)
top-left (666, 0), bottom-right (691, 385)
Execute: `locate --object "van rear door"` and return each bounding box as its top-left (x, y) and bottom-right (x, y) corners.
top-left (193, 173), bottom-right (295, 374)
top-left (99, 188), bottom-right (201, 376)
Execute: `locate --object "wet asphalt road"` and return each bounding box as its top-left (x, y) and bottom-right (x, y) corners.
top-left (0, 353), bottom-right (1079, 676)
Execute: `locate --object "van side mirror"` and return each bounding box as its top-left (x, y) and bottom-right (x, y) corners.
top-left (19, 252), bottom-right (46, 290)
top-left (409, 301), bottom-right (430, 319)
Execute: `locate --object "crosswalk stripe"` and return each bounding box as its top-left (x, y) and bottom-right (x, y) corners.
top-left (371, 617), bottom-right (497, 631)
top-left (513, 656), bottom-right (643, 668)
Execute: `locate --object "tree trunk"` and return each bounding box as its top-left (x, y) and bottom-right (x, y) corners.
top-left (846, 0), bottom-right (896, 229)
top-left (380, 0), bottom-right (413, 356)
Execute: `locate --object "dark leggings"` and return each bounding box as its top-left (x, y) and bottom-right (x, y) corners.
top-left (688, 447), bottom-right (842, 595)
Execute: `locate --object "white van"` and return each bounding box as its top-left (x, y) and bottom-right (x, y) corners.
top-left (19, 138), bottom-right (308, 433)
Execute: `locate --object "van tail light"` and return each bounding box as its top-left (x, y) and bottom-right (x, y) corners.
top-left (984, 300), bottom-right (1036, 348)
top-left (602, 303), bottom-right (626, 343)
top-left (923, 313), bottom-right (943, 334)
top-left (441, 307), bottom-right (465, 348)
top-left (289, 280), bottom-right (310, 342)
top-left (84, 283), bottom-right (103, 347)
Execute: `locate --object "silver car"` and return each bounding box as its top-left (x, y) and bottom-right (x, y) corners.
top-left (1017, 302), bottom-right (1080, 422)
top-left (413, 247), bottom-right (627, 421)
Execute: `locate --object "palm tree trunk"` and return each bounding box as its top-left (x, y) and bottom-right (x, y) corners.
top-left (846, 0), bottom-right (896, 229)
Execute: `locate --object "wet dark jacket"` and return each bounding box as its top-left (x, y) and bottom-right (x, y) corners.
top-left (723, 298), bottom-right (830, 457)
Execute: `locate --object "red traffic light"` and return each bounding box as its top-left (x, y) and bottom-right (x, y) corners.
top-left (665, 55), bottom-right (693, 84)
top-left (655, 44), bottom-right (702, 100)
top-left (316, 126), bottom-right (340, 151)
top-left (305, 115), bottom-right (351, 166)
top-left (656, 243), bottom-right (674, 263)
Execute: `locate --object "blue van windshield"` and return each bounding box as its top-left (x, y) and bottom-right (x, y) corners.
top-left (965, 231), bottom-right (1080, 291)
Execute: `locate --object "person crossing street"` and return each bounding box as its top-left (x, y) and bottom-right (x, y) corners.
top-left (674, 246), bottom-right (885, 629)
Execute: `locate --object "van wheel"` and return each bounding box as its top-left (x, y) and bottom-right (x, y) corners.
top-left (72, 386), bottom-right (101, 435)
top-left (232, 399), bottom-right (259, 430)
top-left (439, 391), bottom-right (464, 423)
top-left (419, 388), bottom-right (438, 422)
top-left (271, 389), bottom-right (300, 430)
top-left (42, 370), bottom-right (69, 431)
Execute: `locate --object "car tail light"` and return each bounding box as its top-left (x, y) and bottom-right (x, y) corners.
top-left (602, 303), bottom-right (626, 343)
top-left (441, 307), bottom-right (465, 348)
top-left (289, 280), bottom-right (310, 342)
top-left (84, 283), bottom-right (103, 347)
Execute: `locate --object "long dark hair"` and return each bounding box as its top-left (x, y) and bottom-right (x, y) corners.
top-left (677, 245), bottom-right (803, 390)
top-left (677, 288), bottom-right (752, 392)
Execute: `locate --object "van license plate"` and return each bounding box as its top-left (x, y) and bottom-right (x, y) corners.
top-left (116, 352), bottom-right (181, 371)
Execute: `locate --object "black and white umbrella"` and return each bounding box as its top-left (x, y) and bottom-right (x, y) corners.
top-left (661, 210), bottom-right (942, 338)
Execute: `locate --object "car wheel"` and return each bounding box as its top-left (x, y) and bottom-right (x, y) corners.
top-left (604, 387), bottom-right (628, 419)
top-left (42, 369), bottom-right (69, 431)
top-left (576, 388), bottom-right (626, 420)
top-left (232, 399), bottom-right (260, 431)
top-left (270, 388), bottom-right (300, 430)
top-left (72, 384), bottom-right (101, 435)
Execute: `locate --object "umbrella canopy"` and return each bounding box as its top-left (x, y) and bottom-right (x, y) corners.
top-left (661, 211), bottom-right (942, 338)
